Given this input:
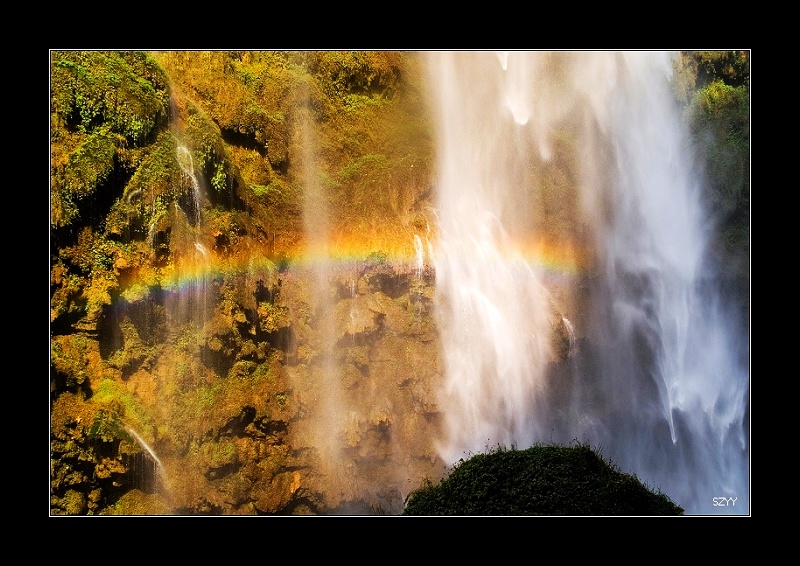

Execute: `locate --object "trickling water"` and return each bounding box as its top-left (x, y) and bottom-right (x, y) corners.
top-left (414, 235), bottom-right (425, 279)
top-left (561, 316), bottom-right (576, 358)
top-left (166, 143), bottom-right (213, 330)
top-left (194, 242), bottom-right (208, 256)
top-left (125, 426), bottom-right (170, 491)
top-left (177, 144), bottom-right (203, 226)
top-left (427, 51), bottom-right (749, 515)
top-left (296, 100), bottom-right (351, 501)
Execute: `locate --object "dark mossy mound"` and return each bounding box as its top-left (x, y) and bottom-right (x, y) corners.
top-left (402, 443), bottom-right (684, 516)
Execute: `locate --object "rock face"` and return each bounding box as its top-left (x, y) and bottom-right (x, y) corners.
top-left (271, 262), bottom-right (446, 514)
top-left (49, 50), bottom-right (448, 515)
top-left (51, 249), bottom-right (448, 515)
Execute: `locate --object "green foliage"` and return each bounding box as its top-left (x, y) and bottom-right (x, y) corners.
top-left (673, 50), bottom-right (750, 283)
top-left (149, 50), bottom-right (432, 250)
top-left (91, 378), bottom-right (153, 435)
top-left (251, 182), bottom-right (282, 199)
top-left (99, 490), bottom-right (172, 515)
top-left (366, 250), bottom-right (388, 266)
top-left (183, 381), bottom-right (222, 413)
top-left (50, 334), bottom-right (89, 387)
top-left (51, 51), bottom-right (169, 142)
top-left (51, 127), bottom-right (118, 229)
top-left (184, 105), bottom-right (238, 198)
top-left (121, 132), bottom-right (181, 198)
top-left (204, 440), bottom-right (238, 469)
top-left (304, 51), bottom-right (403, 100)
top-left (59, 227), bottom-right (108, 274)
top-left (50, 264), bottom-right (85, 323)
top-left (187, 109), bottom-right (223, 171)
top-left (51, 51), bottom-right (171, 232)
top-left (105, 314), bottom-right (159, 373)
top-left (690, 79), bottom-right (749, 222)
top-left (54, 228), bottom-right (124, 323)
top-left (211, 161), bottom-right (227, 192)
top-left (87, 408), bottom-right (131, 443)
top-left (402, 443), bottom-right (684, 516)
top-left (59, 490), bottom-right (88, 515)
top-left (695, 80), bottom-right (749, 130)
top-left (228, 360), bottom-right (258, 379)
top-left (686, 50), bottom-right (749, 89)
top-left (338, 153), bottom-right (389, 183)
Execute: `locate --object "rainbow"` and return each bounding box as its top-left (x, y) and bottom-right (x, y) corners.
top-left (117, 231), bottom-right (591, 303)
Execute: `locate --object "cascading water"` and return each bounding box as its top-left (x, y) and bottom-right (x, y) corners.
top-left (150, 140), bottom-right (213, 506)
top-left (427, 51), bottom-right (556, 465)
top-left (426, 51), bottom-right (749, 515)
top-left (166, 143), bottom-right (212, 337)
top-left (573, 52), bottom-right (750, 515)
top-left (177, 144), bottom-right (202, 227)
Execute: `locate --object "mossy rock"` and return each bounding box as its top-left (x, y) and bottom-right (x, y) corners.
top-left (100, 489), bottom-right (172, 515)
top-left (402, 443), bottom-right (684, 516)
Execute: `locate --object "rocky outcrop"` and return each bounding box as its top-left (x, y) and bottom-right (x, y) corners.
top-left (49, 51), bottom-right (440, 514)
top-left (51, 242), bottom-right (448, 514)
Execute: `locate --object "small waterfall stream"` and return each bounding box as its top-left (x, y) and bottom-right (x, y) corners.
top-left (177, 144), bottom-right (202, 227)
top-left (125, 426), bottom-right (170, 491)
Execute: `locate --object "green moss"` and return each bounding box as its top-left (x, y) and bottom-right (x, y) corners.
top-left (100, 489), bottom-right (172, 515)
top-left (402, 443), bottom-right (684, 516)
top-left (147, 50), bottom-right (431, 249)
top-left (60, 489), bottom-right (88, 515)
top-left (257, 301), bottom-right (290, 333)
top-left (51, 334), bottom-right (90, 387)
top-left (228, 360), bottom-right (258, 379)
top-left (251, 181), bottom-right (284, 200)
top-left (203, 440), bottom-right (238, 469)
top-left (185, 107), bottom-right (232, 193)
top-left (338, 153), bottom-right (389, 183)
top-left (91, 378), bottom-right (153, 435)
top-left (87, 408), bottom-right (130, 443)
top-left (306, 51), bottom-right (403, 100)
top-left (51, 51), bottom-right (168, 142)
top-left (109, 132), bottom-right (182, 232)
top-left (105, 315), bottom-right (158, 374)
top-left (51, 128), bottom-right (118, 229)
top-left (51, 52), bottom-right (170, 230)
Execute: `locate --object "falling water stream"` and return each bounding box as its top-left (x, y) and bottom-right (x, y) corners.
top-left (296, 100), bottom-right (353, 505)
top-left (426, 51), bottom-right (749, 515)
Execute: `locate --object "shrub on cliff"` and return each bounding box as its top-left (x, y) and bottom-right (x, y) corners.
top-left (402, 443), bottom-right (684, 516)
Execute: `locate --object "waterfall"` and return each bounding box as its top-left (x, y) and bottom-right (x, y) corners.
top-left (427, 51), bottom-right (555, 464)
top-left (426, 51), bottom-right (749, 515)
